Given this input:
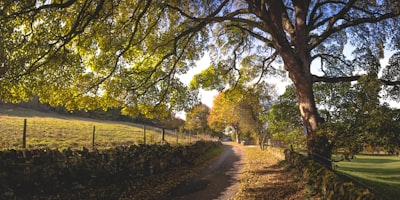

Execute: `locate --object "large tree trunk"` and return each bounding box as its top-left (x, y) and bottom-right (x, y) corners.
top-left (277, 44), bottom-right (333, 166)
top-left (289, 67), bottom-right (333, 168)
top-left (261, 0), bottom-right (332, 167)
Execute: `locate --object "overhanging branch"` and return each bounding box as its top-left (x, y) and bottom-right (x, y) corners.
top-left (312, 75), bottom-right (361, 83)
top-left (312, 75), bottom-right (400, 86)
top-left (381, 79), bottom-right (400, 86)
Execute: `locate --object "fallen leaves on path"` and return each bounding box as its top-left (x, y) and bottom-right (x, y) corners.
top-left (234, 146), bottom-right (308, 200)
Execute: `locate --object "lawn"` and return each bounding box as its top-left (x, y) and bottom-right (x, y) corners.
top-left (0, 106), bottom-right (194, 150)
top-left (336, 155), bottom-right (400, 199)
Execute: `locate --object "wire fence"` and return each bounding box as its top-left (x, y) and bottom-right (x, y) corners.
top-left (0, 118), bottom-right (218, 150)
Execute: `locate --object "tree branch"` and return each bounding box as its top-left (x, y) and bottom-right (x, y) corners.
top-left (312, 75), bottom-right (360, 83)
top-left (311, 7), bottom-right (400, 49)
top-left (3, 0), bottom-right (77, 20)
top-left (380, 79), bottom-right (400, 86)
top-left (313, 75), bottom-right (400, 86)
top-left (228, 24), bottom-right (274, 47)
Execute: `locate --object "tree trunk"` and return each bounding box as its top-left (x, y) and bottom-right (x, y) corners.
top-left (289, 69), bottom-right (333, 168)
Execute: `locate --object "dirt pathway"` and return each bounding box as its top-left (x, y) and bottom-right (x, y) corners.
top-left (165, 143), bottom-right (307, 200)
top-left (166, 142), bottom-right (245, 200)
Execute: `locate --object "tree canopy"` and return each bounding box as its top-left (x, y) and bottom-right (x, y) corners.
top-left (207, 83), bottom-right (275, 144)
top-left (184, 103), bottom-right (213, 135)
top-left (2, 0), bottom-right (400, 166)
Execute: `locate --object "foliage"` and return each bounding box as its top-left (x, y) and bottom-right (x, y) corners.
top-left (1, 0), bottom-right (202, 118)
top-left (208, 83), bottom-right (274, 144)
top-left (314, 52), bottom-right (400, 156)
top-left (185, 103), bottom-right (213, 135)
top-left (268, 52), bottom-right (400, 156)
top-left (265, 86), bottom-right (305, 149)
top-left (0, 141), bottom-right (222, 199)
top-left (207, 91), bottom-right (235, 132)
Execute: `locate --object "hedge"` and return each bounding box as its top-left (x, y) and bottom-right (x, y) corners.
top-left (284, 149), bottom-right (381, 200)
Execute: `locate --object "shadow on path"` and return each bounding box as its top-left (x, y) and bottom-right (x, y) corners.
top-left (166, 142), bottom-right (244, 200)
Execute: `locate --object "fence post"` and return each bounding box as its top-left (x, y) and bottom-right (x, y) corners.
top-left (92, 125), bottom-right (96, 150)
top-left (143, 125), bottom-right (146, 145)
top-left (22, 119), bottom-right (27, 149)
top-left (176, 129), bottom-right (178, 144)
top-left (161, 128), bottom-right (165, 144)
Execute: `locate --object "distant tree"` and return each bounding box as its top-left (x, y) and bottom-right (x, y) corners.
top-left (235, 83), bottom-right (275, 149)
top-left (158, 117), bottom-right (186, 130)
top-left (208, 91), bottom-right (241, 142)
top-left (208, 83), bottom-right (275, 145)
top-left (185, 104), bottom-right (213, 135)
top-left (265, 86), bottom-right (305, 149)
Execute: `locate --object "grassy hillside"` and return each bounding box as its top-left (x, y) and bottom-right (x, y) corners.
top-left (336, 155), bottom-right (400, 199)
top-left (0, 106), bottom-right (196, 150)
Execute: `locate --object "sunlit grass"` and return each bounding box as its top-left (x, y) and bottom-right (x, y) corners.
top-left (336, 155), bottom-right (400, 199)
top-left (0, 107), bottom-right (194, 150)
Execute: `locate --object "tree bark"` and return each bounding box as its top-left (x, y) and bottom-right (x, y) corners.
top-left (289, 66), bottom-right (333, 168)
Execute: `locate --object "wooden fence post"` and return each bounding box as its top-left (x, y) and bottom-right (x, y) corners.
top-left (22, 119), bottom-right (27, 149)
top-left (143, 125), bottom-right (146, 145)
top-left (92, 125), bottom-right (96, 150)
top-left (176, 129), bottom-right (178, 143)
top-left (161, 128), bottom-right (165, 144)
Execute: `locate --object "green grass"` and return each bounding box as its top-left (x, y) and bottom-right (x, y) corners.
top-left (0, 106), bottom-right (196, 150)
top-left (336, 155), bottom-right (400, 199)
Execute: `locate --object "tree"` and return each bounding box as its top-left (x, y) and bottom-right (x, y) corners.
top-left (265, 86), bottom-right (305, 149)
top-left (185, 103), bottom-right (213, 135)
top-left (3, 1), bottom-right (400, 166)
top-left (188, 1), bottom-right (400, 166)
top-left (235, 83), bottom-right (275, 149)
top-left (208, 91), bottom-right (241, 142)
top-left (1, 0), bottom-right (200, 118)
top-left (312, 50), bottom-right (400, 159)
top-left (207, 83), bottom-right (274, 146)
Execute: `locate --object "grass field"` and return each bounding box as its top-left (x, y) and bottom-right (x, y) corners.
top-left (336, 155), bottom-right (400, 199)
top-left (0, 106), bottom-right (198, 150)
